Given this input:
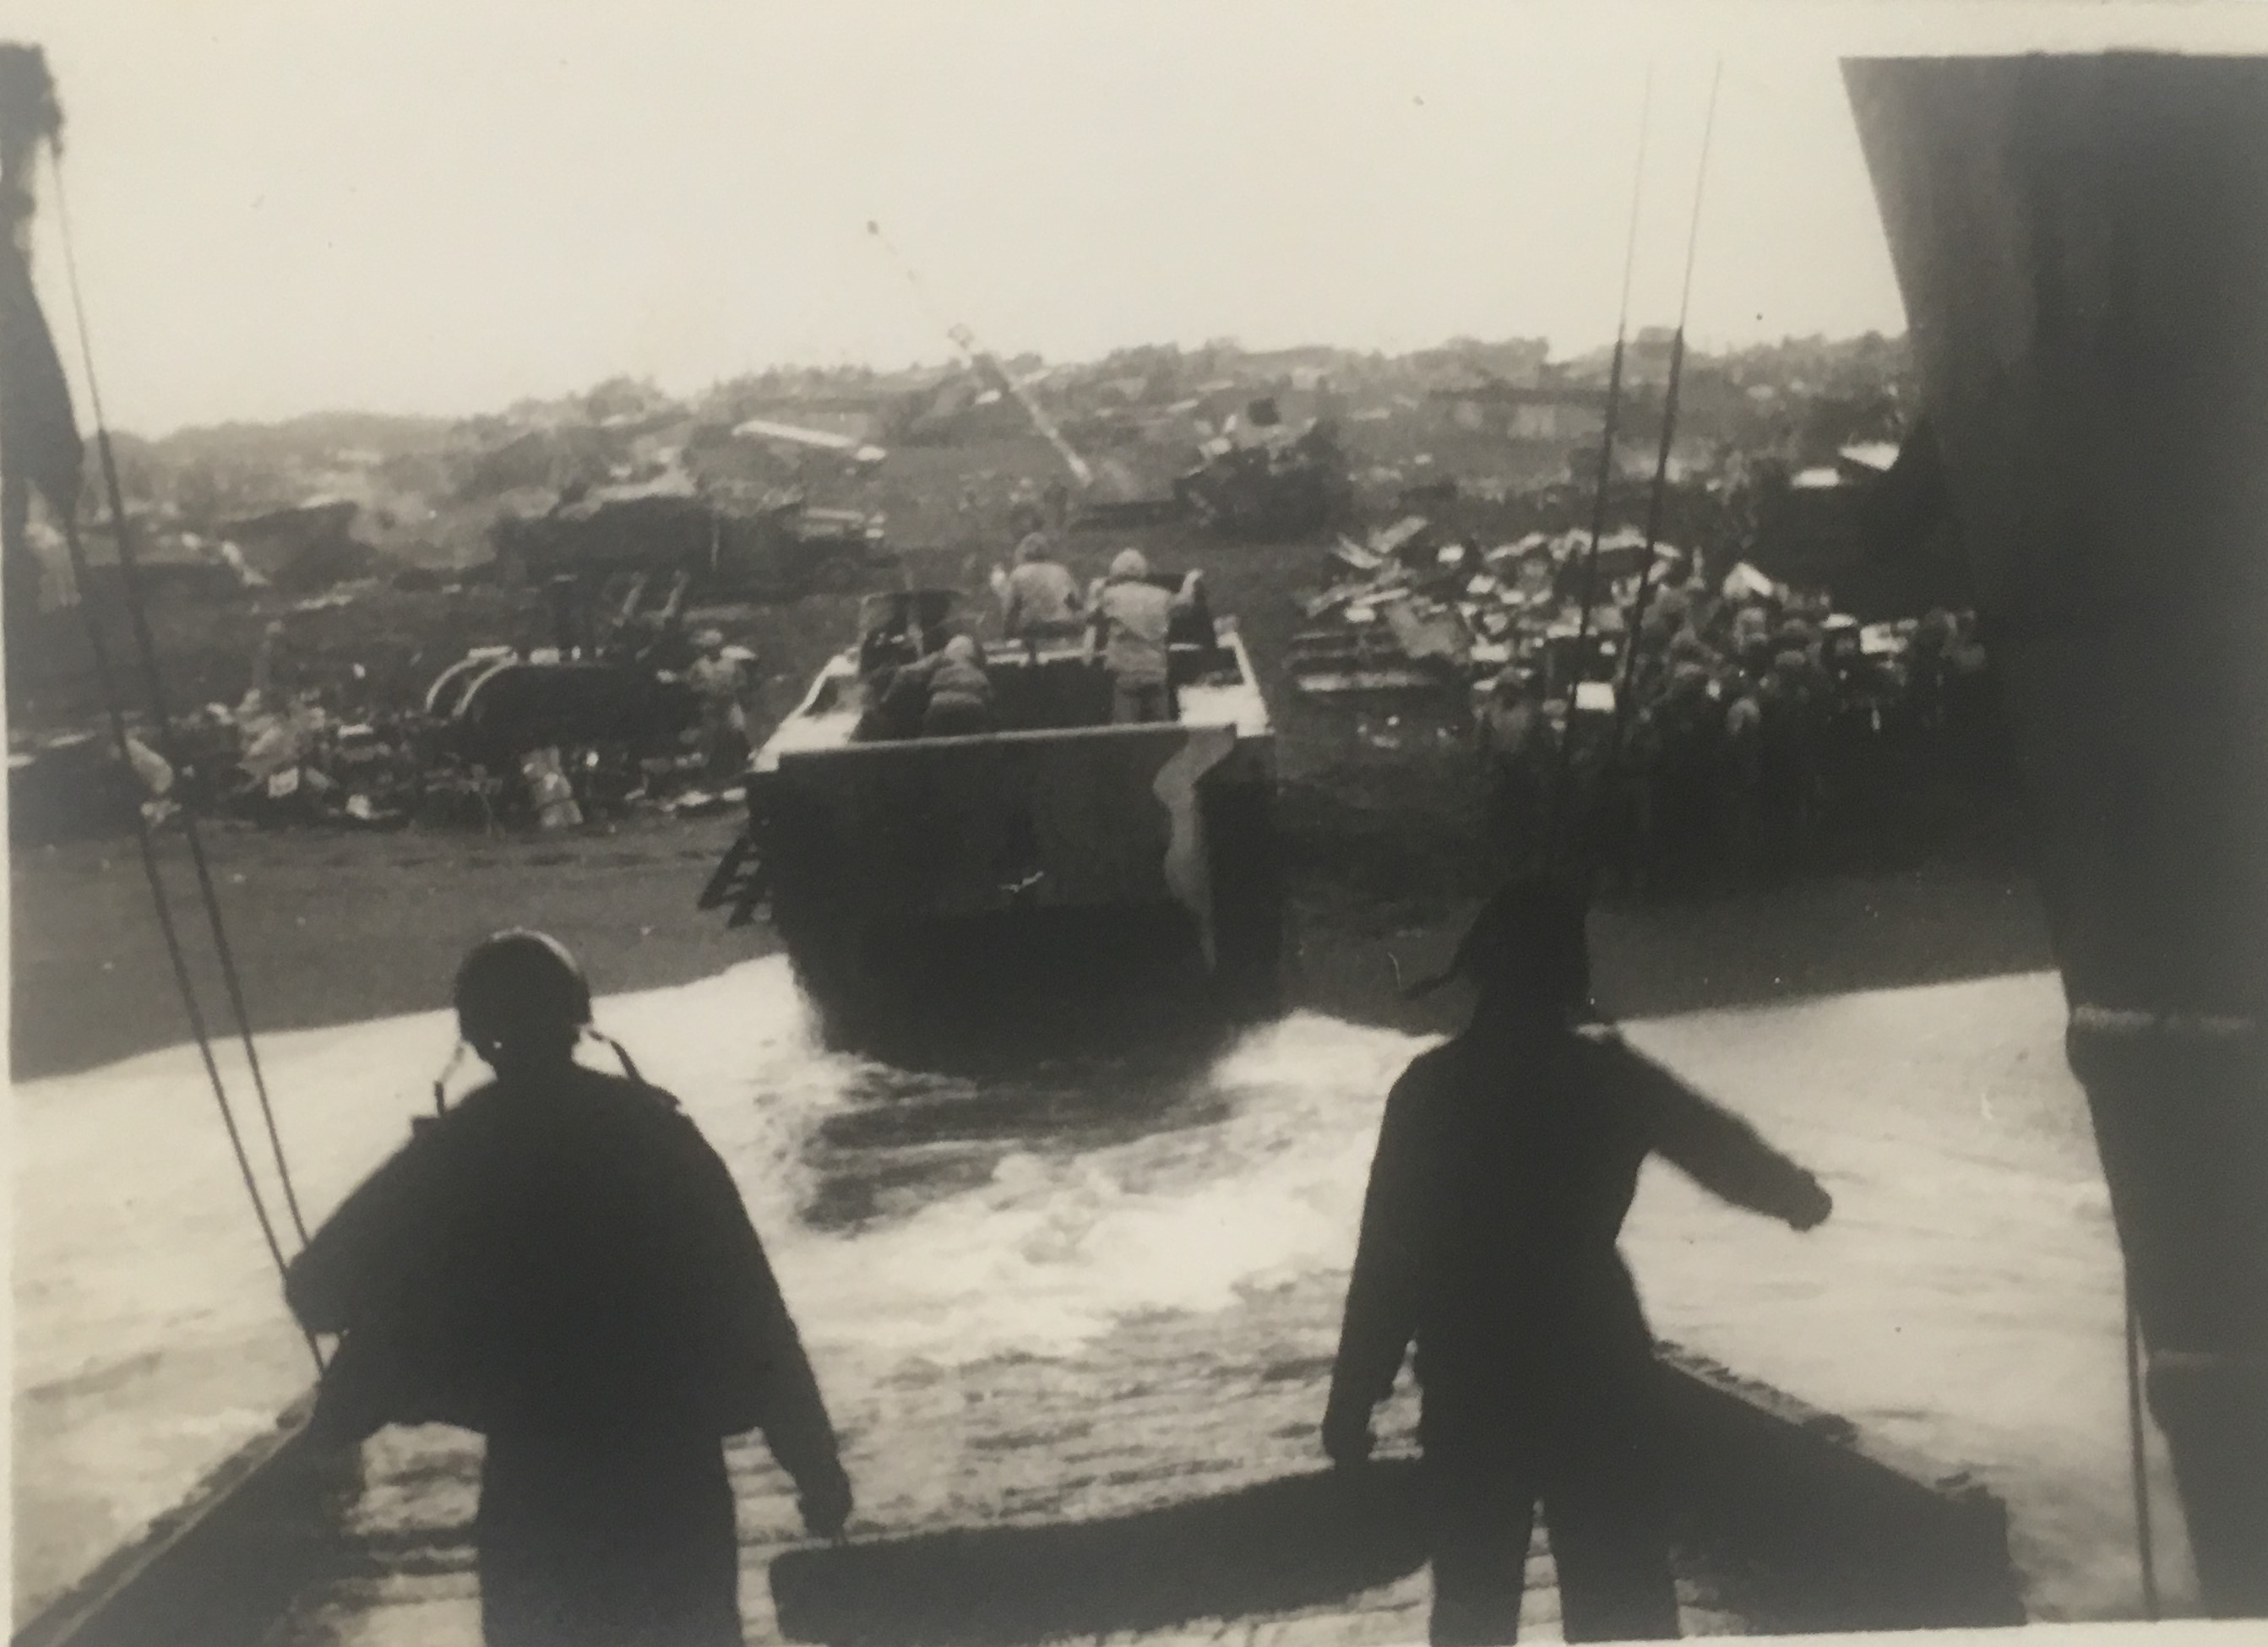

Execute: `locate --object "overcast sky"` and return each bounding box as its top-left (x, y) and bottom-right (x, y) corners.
top-left (10, 3), bottom-right (2260, 434)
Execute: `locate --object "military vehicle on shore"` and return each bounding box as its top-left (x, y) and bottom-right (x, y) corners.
top-left (423, 647), bottom-right (699, 769)
top-left (703, 583), bottom-right (1282, 1052)
top-left (1174, 417), bottom-right (1353, 541)
top-left (490, 480), bottom-right (891, 601)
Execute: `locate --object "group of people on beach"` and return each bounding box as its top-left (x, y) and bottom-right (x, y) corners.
top-left (1477, 595), bottom-right (1993, 893)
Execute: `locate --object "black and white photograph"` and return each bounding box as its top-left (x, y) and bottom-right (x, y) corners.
top-left (4, 5), bottom-right (2265, 1644)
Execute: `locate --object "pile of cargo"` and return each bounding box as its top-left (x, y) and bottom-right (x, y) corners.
top-left (1289, 516), bottom-right (1686, 698)
top-left (1284, 508), bottom-right (1999, 889)
top-left (1287, 514), bottom-right (1960, 718)
top-left (6, 633), bottom-right (761, 844)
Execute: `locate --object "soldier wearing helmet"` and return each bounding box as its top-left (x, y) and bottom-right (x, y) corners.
top-left (998, 530), bottom-right (1085, 642)
top-left (686, 628), bottom-right (753, 779)
top-left (286, 932), bottom-right (851, 1647)
top-left (1087, 547), bottom-right (1202, 724)
top-left (1324, 879), bottom-right (1831, 1644)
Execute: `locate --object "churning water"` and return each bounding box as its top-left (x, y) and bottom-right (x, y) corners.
top-left (14, 956), bottom-right (2191, 1626)
top-left (11, 957), bottom-right (1413, 1623)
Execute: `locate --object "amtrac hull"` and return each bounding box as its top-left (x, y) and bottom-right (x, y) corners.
top-left (734, 618), bottom-right (1283, 1057)
top-left (762, 725), bottom-right (1279, 1052)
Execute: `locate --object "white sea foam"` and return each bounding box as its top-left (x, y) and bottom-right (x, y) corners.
top-left (13, 963), bottom-right (2188, 1623)
top-left (10, 961), bottom-right (1425, 1617)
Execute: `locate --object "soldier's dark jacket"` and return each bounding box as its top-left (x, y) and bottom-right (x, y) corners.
top-left (286, 1063), bottom-right (835, 1480)
top-left (1330, 1020), bottom-right (1821, 1416)
top-left (291, 1063), bottom-right (844, 1647)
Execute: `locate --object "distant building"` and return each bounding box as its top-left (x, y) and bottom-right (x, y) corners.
top-left (46, 514), bottom-right (245, 606)
top-left (1426, 382), bottom-right (1607, 444)
top-left (1510, 391), bottom-right (1607, 443)
top-left (1624, 326), bottom-right (1679, 387)
top-left (1232, 344), bottom-right (1346, 378)
top-left (1409, 337), bottom-right (1552, 388)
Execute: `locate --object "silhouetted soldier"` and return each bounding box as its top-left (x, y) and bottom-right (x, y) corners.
top-left (1324, 879), bottom-right (1832, 1644)
top-left (286, 932), bottom-right (852, 1647)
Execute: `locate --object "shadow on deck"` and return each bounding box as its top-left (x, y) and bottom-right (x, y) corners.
top-left (21, 1378), bottom-right (2026, 1647)
top-left (770, 1465), bottom-right (1429, 1647)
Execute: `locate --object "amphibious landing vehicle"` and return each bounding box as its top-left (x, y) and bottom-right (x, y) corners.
top-left (704, 585), bottom-right (1283, 1052)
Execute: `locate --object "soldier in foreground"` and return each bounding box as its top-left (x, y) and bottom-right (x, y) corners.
top-left (286, 932), bottom-right (851, 1647)
top-left (1324, 879), bottom-right (1833, 1644)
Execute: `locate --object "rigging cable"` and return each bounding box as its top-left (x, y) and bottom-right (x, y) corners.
top-left (1600, 61), bottom-right (1723, 792)
top-left (50, 511), bottom-right (319, 1372)
top-left (1542, 64), bottom-right (1653, 862)
top-left (41, 155), bottom-right (320, 1372)
top-left (2126, 1286), bottom-right (2162, 1617)
top-left (1605, 68), bottom-right (1723, 721)
top-left (51, 152), bottom-right (311, 1251)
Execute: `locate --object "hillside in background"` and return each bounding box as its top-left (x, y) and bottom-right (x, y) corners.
top-left (61, 331), bottom-right (1905, 570)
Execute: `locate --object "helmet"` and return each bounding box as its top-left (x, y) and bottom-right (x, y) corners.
top-left (1110, 547), bottom-right (1150, 581)
top-left (454, 930), bottom-right (591, 1056)
top-left (1408, 875), bottom-right (1591, 1010)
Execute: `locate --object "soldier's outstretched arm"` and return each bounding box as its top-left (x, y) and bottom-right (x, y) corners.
top-left (1325, 1074), bottom-right (1427, 1462)
top-left (1602, 1037), bottom-right (1833, 1230)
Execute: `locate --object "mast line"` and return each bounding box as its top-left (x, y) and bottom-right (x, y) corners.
top-left (1541, 64), bottom-right (1655, 865)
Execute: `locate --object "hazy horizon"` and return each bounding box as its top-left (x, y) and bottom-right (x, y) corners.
top-left (10, 3), bottom-right (2258, 438)
top-left (119, 324), bottom-right (1914, 445)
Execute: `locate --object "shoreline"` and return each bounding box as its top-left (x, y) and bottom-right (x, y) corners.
top-left (15, 951), bottom-right (2173, 1632)
top-left (12, 813), bottom-right (2048, 1082)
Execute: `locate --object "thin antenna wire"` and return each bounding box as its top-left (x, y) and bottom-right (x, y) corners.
top-left (1610, 64), bottom-right (1655, 340)
top-left (1541, 64), bottom-right (1654, 861)
top-left (868, 218), bottom-right (1092, 488)
top-left (49, 152), bottom-right (315, 1251)
top-left (867, 220), bottom-right (967, 356)
top-left (1596, 61), bottom-right (1726, 844)
top-left (54, 514), bottom-right (310, 1363)
top-left (1672, 63), bottom-right (1721, 331)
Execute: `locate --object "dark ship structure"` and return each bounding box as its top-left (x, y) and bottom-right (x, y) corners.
top-left (1847, 52), bottom-right (2268, 1614)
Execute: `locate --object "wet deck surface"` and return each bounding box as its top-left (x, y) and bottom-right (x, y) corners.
top-left (274, 1334), bottom-right (1732, 1642)
top-left (14, 959), bottom-right (2190, 1640)
top-left (269, 1304), bottom-right (1744, 1646)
